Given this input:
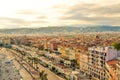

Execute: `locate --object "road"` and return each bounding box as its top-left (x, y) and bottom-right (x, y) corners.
top-left (21, 46), bottom-right (65, 80)
top-left (10, 46), bottom-right (65, 80)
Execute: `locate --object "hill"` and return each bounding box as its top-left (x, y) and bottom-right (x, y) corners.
top-left (0, 26), bottom-right (120, 34)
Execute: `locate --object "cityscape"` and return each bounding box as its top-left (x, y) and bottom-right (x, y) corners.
top-left (0, 32), bottom-right (120, 80)
top-left (0, 0), bottom-right (120, 80)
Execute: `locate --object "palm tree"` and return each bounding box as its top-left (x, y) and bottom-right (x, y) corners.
top-left (22, 52), bottom-right (26, 59)
top-left (27, 56), bottom-right (31, 63)
top-left (39, 70), bottom-right (48, 80)
top-left (28, 56), bottom-right (34, 66)
top-left (33, 57), bottom-right (39, 69)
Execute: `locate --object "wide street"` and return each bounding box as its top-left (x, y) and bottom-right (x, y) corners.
top-left (2, 44), bottom-right (65, 80)
top-left (0, 45), bottom-right (90, 80)
top-left (12, 45), bottom-right (65, 80)
top-left (11, 45), bottom-right (91, 80)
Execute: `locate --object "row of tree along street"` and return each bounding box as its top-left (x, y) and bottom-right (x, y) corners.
top-left (9, 48), bottom-right (48, 80)
top-left (10, 45), bottom-right (76, 80)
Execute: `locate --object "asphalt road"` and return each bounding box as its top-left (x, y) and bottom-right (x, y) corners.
top-left (13, 45), bottom-right (65, 80)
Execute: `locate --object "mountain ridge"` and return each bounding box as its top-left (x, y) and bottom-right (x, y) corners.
top-left (0, 26), bottom-right (120, 34)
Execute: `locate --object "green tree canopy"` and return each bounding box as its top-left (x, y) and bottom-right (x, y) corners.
top-left (39, 70), bottom-right (48, 80)
top-left (112, 42), bottom-right (120, 50)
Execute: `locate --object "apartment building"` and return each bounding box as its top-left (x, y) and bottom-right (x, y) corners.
top-left (48, 38), bottom-right (61, 51)
top-left (75, 47), bottom-right (89, 75)
top-left (88, 47), bottom-right (106, 80)
top-left (58, 44), bottom-right (75, 60)
top-left (43, 40), bottom-right (48, 50)
top-left (88, 46), bottom-right (120, 80)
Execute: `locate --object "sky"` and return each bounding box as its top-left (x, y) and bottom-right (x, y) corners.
top-left (0, 0), bottom-right (120, 28)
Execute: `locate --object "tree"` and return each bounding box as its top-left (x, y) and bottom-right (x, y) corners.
top-left (28, 56), bottom-right (34, 66)
top-left (71, 59), bottom-right (77, 68)
top-left (33, 57), bottom-right (39, 69)
top-left (112, 42), bottom-right (120, 50)
top-left (39, 70), bottom-right (48, 80)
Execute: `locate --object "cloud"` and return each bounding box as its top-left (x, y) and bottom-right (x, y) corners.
top-left (0, 0), bottom-right (120, 28)
top-left (60, 3), bottom-right (120, 25)
top-left (37, 16), bottom-right (48, 20)
top-left (91, 3), bottom-right (120, 15)
top-left (0, 17), bottom-right (26, 23)
top-left (0, 17), bottom-right (49, 28)
top-left (16, 10), bottom-right (40, 15)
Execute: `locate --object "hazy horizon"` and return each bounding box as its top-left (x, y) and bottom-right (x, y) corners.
top-left (0, 0), bottom-right (120, 29)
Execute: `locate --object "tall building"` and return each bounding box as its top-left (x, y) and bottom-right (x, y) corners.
top-left (88, 46), bottom-right (120, 80)
top-left (88, 47), bottom-right (106, 80)
top-left (75, 46), bottom-right (89, 75)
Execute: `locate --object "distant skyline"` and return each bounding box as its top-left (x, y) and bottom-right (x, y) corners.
top-left (0, 0), bottom-right (120, 28)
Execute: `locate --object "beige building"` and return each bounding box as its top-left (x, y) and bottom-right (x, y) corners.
top-left (43, 40), bottom-right (48, 50)
top-left (58, 45), bottom-right (75, 60)
top-left (75, 47), bottom-right (89, 75)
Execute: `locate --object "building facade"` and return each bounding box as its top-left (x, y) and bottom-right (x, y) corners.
top-left (88, 46), bottom-right (120, 80)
